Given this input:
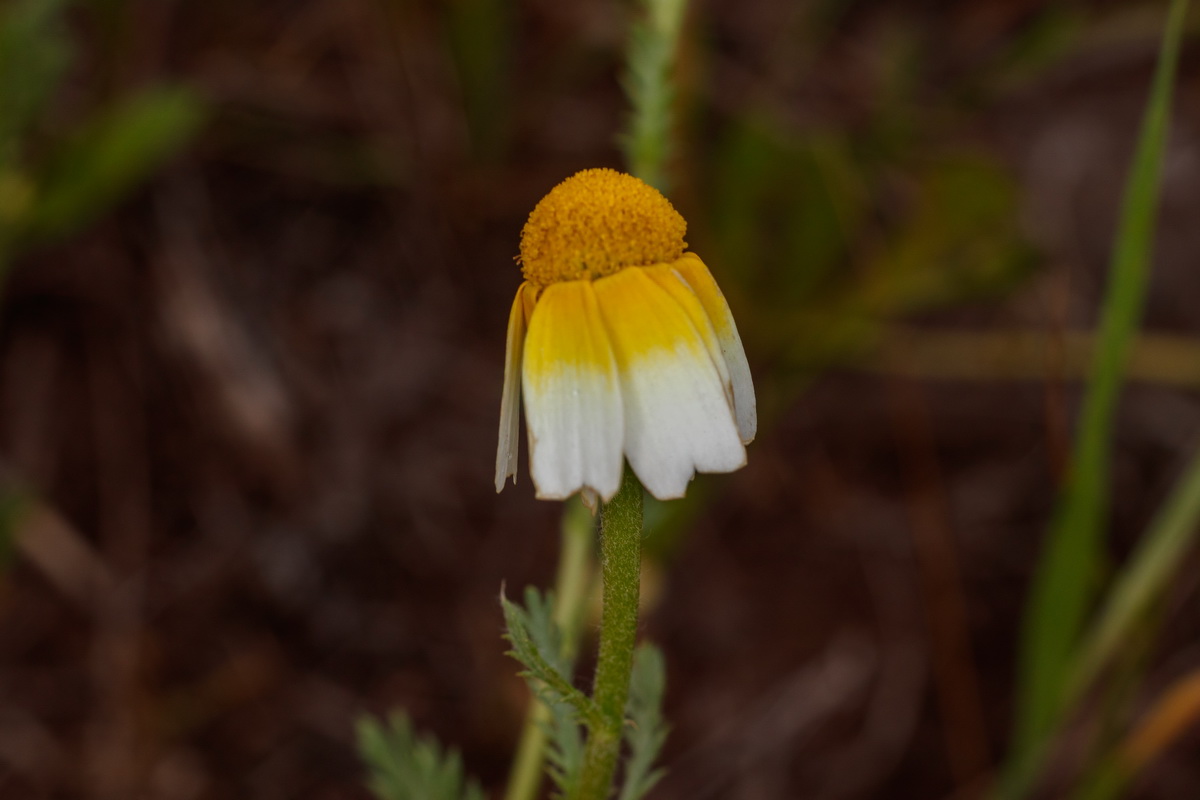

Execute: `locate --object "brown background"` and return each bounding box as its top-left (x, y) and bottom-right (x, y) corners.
top-left (0, 1), bottom-right (1198, 798)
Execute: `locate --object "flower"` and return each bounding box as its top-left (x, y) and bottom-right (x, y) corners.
top-left (495, 168), bottom-right (755, 502)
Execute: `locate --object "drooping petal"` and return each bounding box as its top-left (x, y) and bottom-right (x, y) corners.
top-left (495, 282), bottom-right (531, 492)
top-left (673, 253), bottom-right (757, 444)
top-left (523, 281), bottom-right (624, 501)
top-left (594, 267), bottom-right (745, 500)
top-left (643, 264), bottom-right (733, 408)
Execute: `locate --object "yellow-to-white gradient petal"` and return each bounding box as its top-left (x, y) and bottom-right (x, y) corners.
top-left (594, 267), bottom-right (745, 500)
top-left (643, 264), bottom-right (733, 408)
top-left (674, 253), bottom-right (757, 444)
top-left (495, 282), bottom-right (530, 492)
top-left (523, 281), bottom-right (624, 501)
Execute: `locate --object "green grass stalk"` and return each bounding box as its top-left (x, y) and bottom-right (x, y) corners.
top-left (1001, 0), bottom-right (1190, 795)
top-left (1068, 445), bottom-right (1200, 702)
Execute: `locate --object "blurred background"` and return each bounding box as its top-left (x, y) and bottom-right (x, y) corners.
top-left (0, 0), bottom-right (1198, 797)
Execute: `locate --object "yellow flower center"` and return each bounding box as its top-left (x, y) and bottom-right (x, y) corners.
top-left (519, 168), bottom-right (687, 286)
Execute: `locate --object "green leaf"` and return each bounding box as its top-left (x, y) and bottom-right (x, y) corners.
top-left (501, 586), bottom-right (599, 726)
top-left (502, 498), bottom-right (596, 800)
top-left (859, 153), bottom-right (1029, 314)
top-left (542, 683), bottom-right (586, 798)
top-left (618, 644), bottom-right (669, 800)
top-left (24, 85), bottom-right (205, 242)
top-left (356, 712), bottom-right (484, 800)
top-left (501, 586), bottom-right (597, 797)
top-left (1001, 0), bottom-right (1191, 795)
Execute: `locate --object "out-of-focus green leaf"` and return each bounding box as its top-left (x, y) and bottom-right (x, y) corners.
top-left (980, 6), bottom-right (1085, 95)
top-left (859, 154), bottom-right (1031, 313)
top-left (543, 683), bottom-right (586, 799)
top-left (25, 86), bottom-right (205, 242)
top-left (0, 0), bottom-right (71, 166)
top-left (785, 134), bottom-right (867, 299)
top-left (357, 712), bottom-right (485, 800)
top-left (864, 24), bottom-right (923, 157)
top-left (445, 0), bottom-right (512, 162)
top-left (709, 115), bottom-right (780, 288)
top-left (617, 644), bottom-right (669, 800)
top-left (709, 117), bottom-right (867, 305)
top-left (0, 486), bottom-right (28, 572)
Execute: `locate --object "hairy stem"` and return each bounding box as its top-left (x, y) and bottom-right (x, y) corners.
top-left (573, 468), bottom-right (643, 800)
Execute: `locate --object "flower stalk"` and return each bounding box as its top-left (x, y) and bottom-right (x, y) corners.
top-left (573, 467), bottom-right (643, 800)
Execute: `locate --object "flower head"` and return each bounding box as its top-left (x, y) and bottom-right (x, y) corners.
top-left (519, 168), bottom-right (686, 286)
top-left (496, 168), bottom-right (756, 502)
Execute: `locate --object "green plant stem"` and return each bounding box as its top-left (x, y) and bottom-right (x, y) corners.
top-left (504, 498), bottom-right (596, 800)
top-left (573, 468), bottom-right (643, 800)
top-left (621, 0), bottom-right (687, 193)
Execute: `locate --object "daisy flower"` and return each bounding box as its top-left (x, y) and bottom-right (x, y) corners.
top-left (495, 168), bottom-right (756, 502)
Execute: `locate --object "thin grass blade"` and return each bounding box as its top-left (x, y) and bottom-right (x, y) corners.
top-left (1006, 0), bottom-right (1190, 790)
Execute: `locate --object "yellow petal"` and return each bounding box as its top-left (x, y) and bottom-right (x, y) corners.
top-left (523, 281), bottom-right (624, 500)
top-left (644, 263), bottom-right (733, 409)
top-left (495, 282), bottom-right (531, 492)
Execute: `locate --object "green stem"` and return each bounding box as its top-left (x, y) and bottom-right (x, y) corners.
top-left (573, 468), bottom-right (643, 800)
top-left (620, 0), bottom-right (688, 194)
top-left (504, 498), bottom-right (596, 800)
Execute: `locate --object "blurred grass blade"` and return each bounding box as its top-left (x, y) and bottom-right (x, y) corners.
top-left (1009, 0), bottom-right (1189, 784)
top-left (357, 712), bottom-right (485, 800)
top-left (1120, 667), bottom-right (1200, 776)
top-left (26, 86), bottom-right (204, 242)
top-left (445, 0), bottom-right (512, 161)
top-left (1072, 667), bottom-right (1200, 800)
top-left (0, 486), bottom-right (28, 572)
top-left (1069, 446), bottom-right (1200, 702)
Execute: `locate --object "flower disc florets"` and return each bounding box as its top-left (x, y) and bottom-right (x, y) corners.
top-left (519, 168), bottom-right (687, 287)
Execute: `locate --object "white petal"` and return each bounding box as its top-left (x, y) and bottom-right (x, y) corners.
top-left (675, 253), bottom-right (757, 443)
top-left (495, 283), bottom-right (530, 492)
top-left (594, 267), bottom-right (745, 500)
top-left (523, 281), bottom-right (624, 501)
